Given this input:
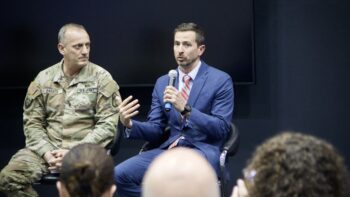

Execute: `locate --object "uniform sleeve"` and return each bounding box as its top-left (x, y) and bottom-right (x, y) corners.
top-left (79, 77), bottom-right (121, 147)
top-left (23, 81), bottom-right (56, 156)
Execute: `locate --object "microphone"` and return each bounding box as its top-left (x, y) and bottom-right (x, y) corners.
top-left (165, 69), bottom-right (177, 112)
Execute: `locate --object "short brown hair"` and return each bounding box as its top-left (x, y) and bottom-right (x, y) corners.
top-left (59, 143), bottom-right (114, 197)
top-left (174, 22), bottom-right (205, 46)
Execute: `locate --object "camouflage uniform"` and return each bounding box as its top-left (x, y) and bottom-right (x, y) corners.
top-left (0, 60), bottom-right (121, 197)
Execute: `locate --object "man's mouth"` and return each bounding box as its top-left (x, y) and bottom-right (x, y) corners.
top-left (177, 57), bottom-right (185, 61)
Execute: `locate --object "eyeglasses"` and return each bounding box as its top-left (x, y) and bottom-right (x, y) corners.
top-left (243, 168), bottom-right (257, 184)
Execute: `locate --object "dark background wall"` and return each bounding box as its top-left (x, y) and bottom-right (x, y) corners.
top-left (1, 0), bottom-right (350, 196)
top-left (0, 0), bottom-right (254, 87)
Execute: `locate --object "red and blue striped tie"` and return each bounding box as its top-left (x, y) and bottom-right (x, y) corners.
top-left (181, 75), bottom-right (192, 102)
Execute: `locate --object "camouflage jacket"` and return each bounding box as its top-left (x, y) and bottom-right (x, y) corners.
top-left (23, 60), bottom-right (121, 156)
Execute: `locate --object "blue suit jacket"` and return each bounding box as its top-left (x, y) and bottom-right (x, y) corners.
top-left (127, 62), bottom-right (234, 174)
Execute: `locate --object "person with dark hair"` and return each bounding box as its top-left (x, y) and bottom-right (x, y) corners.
top-left (231, 132), bottom-right (350, 197)
top-left (114, 22), bottom-right (234, 197)
top-left (56, 143), bottom-right (116, 197)
top-left (0, 23), bottom-right (121, 196)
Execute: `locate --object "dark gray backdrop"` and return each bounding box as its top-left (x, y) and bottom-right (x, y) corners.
top-left (1, 0), bottom-right (350, 196)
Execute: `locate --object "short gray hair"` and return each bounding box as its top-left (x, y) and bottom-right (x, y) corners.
top-left (58, 23), bottom-right (87, 43)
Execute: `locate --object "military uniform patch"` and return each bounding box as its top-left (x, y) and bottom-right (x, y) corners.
top-left (24, 82), bottom-right (40, 109)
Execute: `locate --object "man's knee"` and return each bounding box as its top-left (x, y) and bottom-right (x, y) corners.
top-left (0, 165), bottom-right (41, 197)
top-left (0, 158), bottom-right (44, 192)
top-left (114, 163), bottom-right (129, 184)
top-left (0, 170), bottom-right (8, 189)
top-left (0, 167), bottom-right (22, 191)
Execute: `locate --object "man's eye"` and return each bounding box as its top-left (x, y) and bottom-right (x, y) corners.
top-left (74, 44), bottom-right (83, 49)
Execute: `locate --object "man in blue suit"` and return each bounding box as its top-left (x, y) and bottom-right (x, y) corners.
top-left (114, 22), bottom-right (234, 197)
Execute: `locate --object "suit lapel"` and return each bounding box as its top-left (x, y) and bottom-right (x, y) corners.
top-left (188, 63), bottom-right (208, 106)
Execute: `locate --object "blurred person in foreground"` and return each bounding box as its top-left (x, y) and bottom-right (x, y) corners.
top-left (142, 147), bottom-right (220, 197)
top-left (57, 143), bottom-right (116, 197)
top-left (231, 132), bottom-right (350, 197)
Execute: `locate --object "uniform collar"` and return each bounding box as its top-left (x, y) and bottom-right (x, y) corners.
top-left (53, 59), bottom-right (94, 85)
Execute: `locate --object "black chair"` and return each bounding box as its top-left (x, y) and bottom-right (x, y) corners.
top-left (34, 122), bottom-right (123, 185)
top-left (219, 123), bottom-right (239, 197)
top-left (139, 122), bottom-right (239, 197)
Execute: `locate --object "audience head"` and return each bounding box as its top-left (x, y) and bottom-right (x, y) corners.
top-left (242, 132), bottom-right (349, 197)
top-left (142, 147), bottom-right (220, 197)
top-left (56, 143), bottom-right (116, 197)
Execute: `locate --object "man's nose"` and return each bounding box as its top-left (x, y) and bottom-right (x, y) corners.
top-left (178, 45), bottom-right (185, 53)
top-left (81, 45), bottom-right (89, 54)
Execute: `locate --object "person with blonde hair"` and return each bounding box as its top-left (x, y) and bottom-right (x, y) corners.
top-left (57, 143), bottom-right (116, 197)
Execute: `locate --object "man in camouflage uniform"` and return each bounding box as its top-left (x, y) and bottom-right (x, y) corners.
top-left (0, 23), bottom-right (121, 197)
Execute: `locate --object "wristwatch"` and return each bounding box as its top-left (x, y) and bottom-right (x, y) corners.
top-left (181, 104), bottom-right (192, 116)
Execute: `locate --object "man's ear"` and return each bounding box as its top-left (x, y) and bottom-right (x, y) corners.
top-left (111, 184), bottom-right (117, 196)
top-left (58, 43), bottom-right (65, 56)
top-left (198, 44), bottom-right (206, 56)
top-left (104, 184), bottom-right (117, 197)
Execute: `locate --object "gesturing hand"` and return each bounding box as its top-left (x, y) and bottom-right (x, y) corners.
top-left (118, 95), bottom-right (140, 128)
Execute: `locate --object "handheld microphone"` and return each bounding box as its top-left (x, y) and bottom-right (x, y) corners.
top-left (165, 69), bottom-right (177, 112)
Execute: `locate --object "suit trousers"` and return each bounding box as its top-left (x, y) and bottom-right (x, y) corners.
top-left (114, 144), bottom-right (205, 197)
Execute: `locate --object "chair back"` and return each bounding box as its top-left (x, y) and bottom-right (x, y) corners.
top-left (109, 122), bottom-right (124, 156)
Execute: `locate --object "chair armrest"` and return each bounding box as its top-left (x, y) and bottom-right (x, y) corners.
top-left (222, 123), bottom-right (240, 157)
top-left (108, 122), bottom-right (124, 156)
top-left (219, 123), bottom-right (240, 197)
top-left (34, 172), bottom-right (59, 185)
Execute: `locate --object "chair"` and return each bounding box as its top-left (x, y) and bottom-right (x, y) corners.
top-left (139, 122), bottom-right (239, 197)
top-left (219, 123), bottom-right (239, 197)
top-left (34, 122), bottom-right (123, 185)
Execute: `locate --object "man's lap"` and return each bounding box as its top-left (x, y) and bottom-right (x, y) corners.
top-left (115, 148), bottom-right (165, 181)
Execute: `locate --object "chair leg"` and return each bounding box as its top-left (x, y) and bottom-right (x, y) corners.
top-left (220, 179), bottom-right (226, 197)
